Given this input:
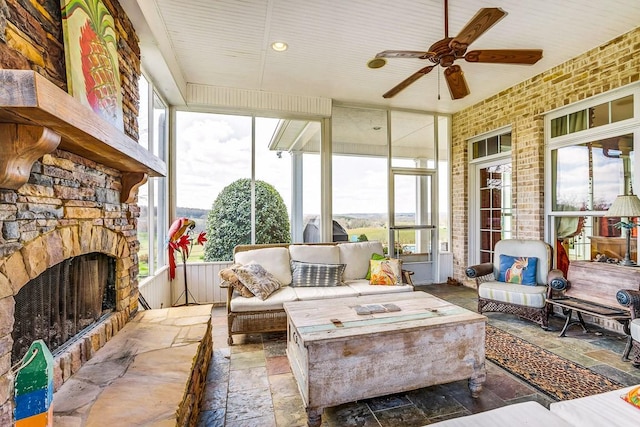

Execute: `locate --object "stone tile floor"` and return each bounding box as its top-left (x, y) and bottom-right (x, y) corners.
top-left (198, 284), bottom-right (640, 426)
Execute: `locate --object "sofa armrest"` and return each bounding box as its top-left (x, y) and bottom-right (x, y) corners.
top-left (547, 269), bottom-right (567, 290)
top-left (401, 269), bottom-right (414, 286)
top-left (465, 263), bottom-right (493, 279)
top-left (221, 281), bottom-right (234, 314)
top-left (617, 289), bottom-right (640, 319)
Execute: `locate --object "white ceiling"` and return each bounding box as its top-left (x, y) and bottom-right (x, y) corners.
top-left (125, 0), bottom-right (640, 114)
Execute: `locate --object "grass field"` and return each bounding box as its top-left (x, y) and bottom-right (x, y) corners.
top-left (137, 225), bottom-right (438, 277)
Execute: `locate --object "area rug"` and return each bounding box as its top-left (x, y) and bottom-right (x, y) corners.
top-left (485, 324), bottom-right (624, 400)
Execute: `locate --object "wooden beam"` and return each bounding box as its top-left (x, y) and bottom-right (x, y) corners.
top-left (0, 70), bottom-right (166, 179)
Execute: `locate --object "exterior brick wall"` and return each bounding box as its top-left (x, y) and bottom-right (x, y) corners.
top-left (451, 27), bottom-right (640, 281)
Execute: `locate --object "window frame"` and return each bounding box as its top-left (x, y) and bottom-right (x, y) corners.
top-left (544, 83), bottom-right (640, 263)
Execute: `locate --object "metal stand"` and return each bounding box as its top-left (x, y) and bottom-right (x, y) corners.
top-left (172, 251), bottom-right (199, 306)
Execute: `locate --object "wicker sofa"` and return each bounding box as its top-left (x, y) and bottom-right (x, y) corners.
top-left (222, 241), bottom-right (414, 344)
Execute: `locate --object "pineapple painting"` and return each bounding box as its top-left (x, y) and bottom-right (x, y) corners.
top-left (61, 0), bottom-right (123, 129)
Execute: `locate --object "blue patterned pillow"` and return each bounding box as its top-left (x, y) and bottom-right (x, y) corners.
top-left (498, 255), bottom-right (538, 285)
top-left (290, 261), bottom-right (346, 287)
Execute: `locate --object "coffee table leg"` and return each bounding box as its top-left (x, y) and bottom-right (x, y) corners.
top-left (306, 407), bottom-right (322, 427)
top-left (468, 364), bottom-right (486, 398)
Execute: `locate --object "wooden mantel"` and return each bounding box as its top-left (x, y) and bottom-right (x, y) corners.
top-left (0, 70), bottom-right (166, 202)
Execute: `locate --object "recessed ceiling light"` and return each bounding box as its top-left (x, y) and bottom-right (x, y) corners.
top-left (271, 41), bottom-right (288, 52)
top-left (367, 58), bottom-right (386, 69)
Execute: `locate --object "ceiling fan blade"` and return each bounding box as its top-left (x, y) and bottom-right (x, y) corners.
top-left (383, 66), bottom-right (436, 98)
top-left (376, 50), bottom-right (435, 60)
top-left (465, 49), bottom-right (543, 64)
top-left (450, 8), bottom-right (507, 49)
top-left (444, 65), bottom-right (470, 100)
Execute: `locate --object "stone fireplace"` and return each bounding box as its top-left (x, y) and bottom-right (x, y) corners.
top-left (0, 70), bottom-right (166, 424)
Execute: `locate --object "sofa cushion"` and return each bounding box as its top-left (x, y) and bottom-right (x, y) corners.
top-left (219, 265), bottom-right (254, 297)
top-left (234, 247), bottom-right (292, 285)
top-left (429, 401), bottom-right (567, 426)
top-left (292, 285), bottom-right (360, 301)
top-left (289, 244), bottom-right (340, 264)
top-left (338, 241), bottom-right (385, 280)
top-left (232, 263), bottom-right (281, 300)
top-left (346, 279), bottom-right (413, 295)
top-left (478, 281), bottom-right (547, 308)
top-left (290, 261), bottom-right (346, 287)
top-left (366, 253), bottom-right (387, 280)
top-left (369, 258), bottom-right (403, 285)
top-left (550, 385), bottom-right (639, 427)
top-left (230, 286), bottom-right (298, 312)
top-left (498, 254), bottom-right (538, 285)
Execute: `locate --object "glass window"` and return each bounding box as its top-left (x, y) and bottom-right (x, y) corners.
top-left (551, 133), bottom-right (635, 267)
top-left (391, 110), bottom-right (435, 168)
top-left (331, 105), bottom-right (389, 245)
top-left (612, 95), bottom-right (634, 123)
top-left (471, 131), bottom-right (511, 159)
top-left (590, 103), bottom-right (609, 128)
top-left (551, 95), bottom-right (634, 139)
top-left (175, 112), bottom-right (251, 261)
top-left (551, 134), bottom-right (634, 211)
top-left (551, 116), bottom-right (568, 138)
top-left (138, 75), bottom-right (150, 149)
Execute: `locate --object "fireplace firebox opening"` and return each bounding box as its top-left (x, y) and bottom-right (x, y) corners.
top-left (11, 253), bottom-right (116, 364)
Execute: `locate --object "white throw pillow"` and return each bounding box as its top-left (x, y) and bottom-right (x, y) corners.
top-left (234, 247), bottom-right (292, 285)
top-left (338, 241), bottom-right (385, 280)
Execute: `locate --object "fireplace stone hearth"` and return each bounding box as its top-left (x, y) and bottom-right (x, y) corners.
top-left (0, 148), bottom-right (146, 424)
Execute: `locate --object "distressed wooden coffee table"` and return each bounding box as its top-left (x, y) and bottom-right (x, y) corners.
top-left (283, 292), bottom-right (486, 427)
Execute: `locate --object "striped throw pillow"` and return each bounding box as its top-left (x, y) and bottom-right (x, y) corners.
top-left (290, 261), bottom-right (346, 287)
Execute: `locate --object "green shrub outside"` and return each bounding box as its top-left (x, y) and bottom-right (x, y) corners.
top-left (203, 178), bottom-right (291, 261)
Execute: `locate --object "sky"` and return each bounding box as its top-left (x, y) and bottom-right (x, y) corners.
top-left (174, 111), bottom-right (423, 215)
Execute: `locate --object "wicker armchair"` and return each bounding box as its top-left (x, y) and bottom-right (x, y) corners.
top-left (616, 289), bottom-right (640, 365)
top-left (465, 239), bottom-right (564, 329)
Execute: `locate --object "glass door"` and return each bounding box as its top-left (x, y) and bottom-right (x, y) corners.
top-left (474, 162), bottom-right (512, 264)
top-left (390, 168), bottom-right (436, 284)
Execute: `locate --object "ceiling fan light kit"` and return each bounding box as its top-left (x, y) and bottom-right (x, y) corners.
top-left (367, 58), bottom-right (387, 69)
top-left (372, 0), bottom-right (543, 100)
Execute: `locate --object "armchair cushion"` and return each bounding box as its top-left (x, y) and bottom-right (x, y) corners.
top-left (498, 255), bottom-right (538, 285)
top-left (478, 281), bottom-right (548, 308)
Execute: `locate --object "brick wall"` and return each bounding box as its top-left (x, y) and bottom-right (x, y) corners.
top-left (451, 27), bottom-right (640, 281)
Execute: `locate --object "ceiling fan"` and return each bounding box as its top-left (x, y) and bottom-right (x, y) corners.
top-left (369, 0), bottom-right (543, 100)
